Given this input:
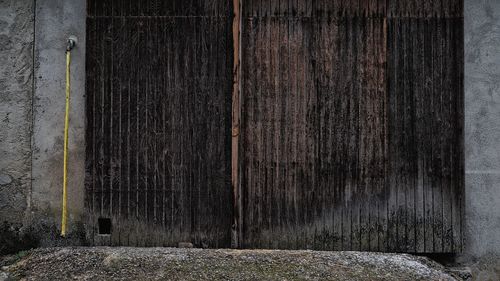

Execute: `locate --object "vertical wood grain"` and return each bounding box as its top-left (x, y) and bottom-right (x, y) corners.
top-left (86, 0), bottom-right (233, 248)
top-left (387, 15), bottom-right (463, 252)
top-left (239, 0), bottom-right (463, 253)
top-left (86, 0), bottom-right (464, 253)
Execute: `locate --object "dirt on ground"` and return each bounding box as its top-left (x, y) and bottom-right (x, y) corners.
top-left (0, 247), bottom-right (461, 281)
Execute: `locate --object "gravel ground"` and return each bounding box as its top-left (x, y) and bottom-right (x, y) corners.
top-left (0, 247), bottom-right (461, 281)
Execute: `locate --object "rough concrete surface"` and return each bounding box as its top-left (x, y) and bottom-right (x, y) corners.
top-left (0, 247), bottom-right (462, 281)
top-left (462, 0), bottom-right (500, 280)
top-left (30, 0), bottom-right (86, 243)
top-left (0, 0), bottom-right (33, 225)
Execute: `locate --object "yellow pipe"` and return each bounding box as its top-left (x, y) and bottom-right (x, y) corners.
top-left (61, 50), bottom-right (71, 237)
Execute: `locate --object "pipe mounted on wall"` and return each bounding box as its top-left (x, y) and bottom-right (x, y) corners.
top-left (61, 35), bottom-right (77, 237)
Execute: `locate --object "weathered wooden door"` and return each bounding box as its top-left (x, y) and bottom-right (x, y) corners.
top-left (85, 0), bottom-right (464, 253)
top-left (238, 0), bottom-right (464, 253)
top-left (85, 0), bottom-right (233, 247)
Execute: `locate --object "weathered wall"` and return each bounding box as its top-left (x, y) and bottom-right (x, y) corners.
top-left (0, 0), bottom-right (33, 226)
top-left (461, 0), bottom-right (500, 279)
top-left (30, 0), bottom-right (86, 244)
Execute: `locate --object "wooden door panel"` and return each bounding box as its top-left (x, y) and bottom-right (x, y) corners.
top-left (239, 0), bottom-right (463, 253)
top-left (240, 14), bottom-right (388, 251)
top-left (85, 0), bottom-right (233, 247)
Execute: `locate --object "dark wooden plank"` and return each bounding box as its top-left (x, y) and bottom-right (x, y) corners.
top-left (289, 16), bottom-right (300, 249)
top-left (240, 16), bottom-right (251, 248)
top-left (412, 18), bottom-right (425, 253)
top-left (346, 16), bottom-right (360, 252)
top-left (87, 0), bottom-right (96, 17)
top-left (360, 15), bottom-right (374, 252)
top-left (279, 15), bottom-right (291, 249)
top-left (377, 17), bottom-right (389, 252)
top-left (303, 15), bottom-right (317, 250)
top-left (130, 18), bottom-right (140, 225)
top-left (431, 18), bottom-right (444, 253)
top-left (253, 15), bottom-right (262, 248)
top-left (135, 17), bottom-right (146, 233)
top-left (84, 16), bottom-right (97, 243)
top-left (267, 16), bottom-right (278, 249)
top-left (422, 18), bottom-right (434, 253)
top-left (220, 15), bottom-right (234, 247)
top-left (386, 17), bottom-right (398, 252)
top-left (441, 18), bottom-right (453, 253)
top-left (102, 16), bottom-right (113, 222)
top-left (365, 17), bottom-right (387, 252)
top-left (316, 16), bottom-right (329, 250)
top-left (153, 17), bottom-right (164, 231)
top-left (332, 17), bottom-right (345, 251)
top-left (109, 13), bottom-right (121, 245)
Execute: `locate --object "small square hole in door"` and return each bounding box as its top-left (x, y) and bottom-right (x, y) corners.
top-left (98, 218), bottom-right (111, 235)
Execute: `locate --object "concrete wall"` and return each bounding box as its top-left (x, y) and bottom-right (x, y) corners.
top-left (461, 0), bottom-right (500, 279)
top-left (1, 0), bottom-right (500, 279)
top-left (30, 0), bottom-right (86, 245)
top-left (0, 0), bottom-right (86, 247)
top-left (0, 0), bottom-right (33, 227)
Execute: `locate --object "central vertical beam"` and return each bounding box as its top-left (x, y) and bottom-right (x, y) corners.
top-left (231, 0), bottom-right (241, 248)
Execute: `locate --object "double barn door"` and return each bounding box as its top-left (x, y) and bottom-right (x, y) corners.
top-left (86, 0), bottom-right (463, 253)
